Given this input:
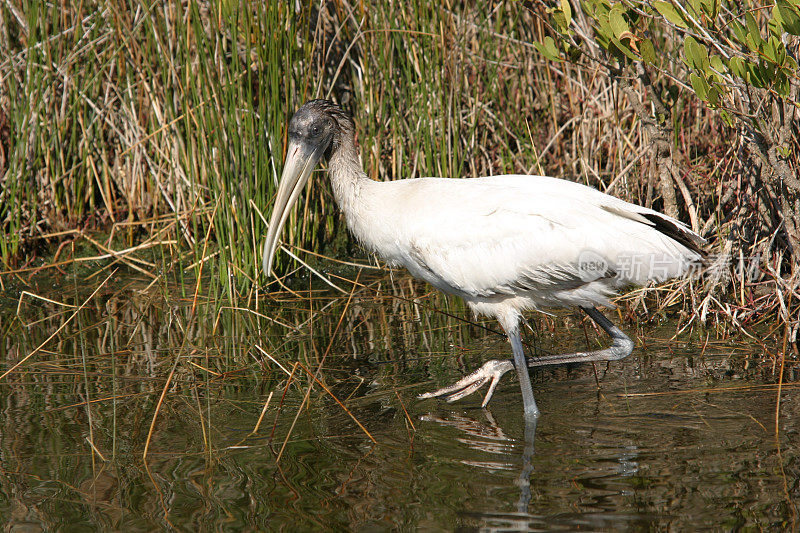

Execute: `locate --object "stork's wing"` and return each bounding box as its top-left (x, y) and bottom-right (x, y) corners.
top-left (370, 175), bottom-right (703, 304)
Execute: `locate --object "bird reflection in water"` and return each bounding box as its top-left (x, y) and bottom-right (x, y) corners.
top-left (421, 409), bottom-right (537, 522)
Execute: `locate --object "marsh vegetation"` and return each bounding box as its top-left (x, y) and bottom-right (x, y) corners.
top-left (0, 1), bottom-right (798, 529)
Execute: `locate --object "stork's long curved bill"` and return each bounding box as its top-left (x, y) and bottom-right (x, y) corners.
top-left (263, 140), bottom-right (325, 277)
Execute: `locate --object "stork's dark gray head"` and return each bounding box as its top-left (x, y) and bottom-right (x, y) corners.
top-left (263, 100), bottom-right (355, 277)
top-left (288, 99), bottom-right (355, 161)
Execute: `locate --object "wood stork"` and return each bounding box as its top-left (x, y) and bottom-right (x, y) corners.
top-left (263, 99), bottom-right (704, 421)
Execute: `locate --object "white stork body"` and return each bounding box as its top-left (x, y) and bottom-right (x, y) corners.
top-left (337, 174), bottom-right (695, 308)
top-left (264, 100), bottom-right (704, 421)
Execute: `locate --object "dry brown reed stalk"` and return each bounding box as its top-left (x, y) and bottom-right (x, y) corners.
top-left (274, 270), bottom-right (375, 461)
top-left (141, 345), bottom-right (184, 462)
top-left (325, 271), bottom-right (503, 338)
top-left (271, 362), bottom-right (299, 442)
top-left (49, 391), bottom-right (149, 412)
top-left (85, 436), bottom-right (108, 463)
top-left (394, 389), bottom-right (416, 434)
top-left (0, 236), bottom-right (174, 279)
top-left (294, 361), bottom-right (377, 444)
top-left (251, 390), bottom-right (274, 435)
top-left (142, 458), bottom-right (171, 525)
top-left (289, 243), bottom-right (383, 270)
top-left (0, 269), bottom-right (116, 381)
top-left (192, 199), bottom-right (220, 313)
top-left (217, 308), bottom-right (300, 333)
top-left (275, 371), bottom-right (310, 462)
top-left (16, 291), bottom-right (77, 316)
top-left (618, 381), bottom-right (800, 398)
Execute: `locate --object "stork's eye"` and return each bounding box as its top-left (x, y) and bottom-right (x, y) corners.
top-left (312, 125), bottom-right (321, 135)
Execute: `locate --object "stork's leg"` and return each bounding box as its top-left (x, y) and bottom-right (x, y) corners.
top-left (508, 324), bottom-right (540, 419)
top-left (418, 306), bottom-right (633, 407)
top-left (521, 307), bottom-right (634, 366)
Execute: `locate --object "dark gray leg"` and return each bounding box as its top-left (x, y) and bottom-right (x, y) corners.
top-left (508, 325), bottom-right (540, 420)
top-left (418, 306), bottom-right (633, 407)
top-left (523, 306), bottom-right (633, 367)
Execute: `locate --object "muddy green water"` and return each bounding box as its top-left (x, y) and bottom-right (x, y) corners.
top-left (0, 272), bottom-right (797, 530)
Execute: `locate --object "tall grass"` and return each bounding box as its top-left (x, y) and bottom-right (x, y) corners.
top-left (0, 2), bottom-right (308, 285)
top-left (0, 3), bottom-right (627, 283)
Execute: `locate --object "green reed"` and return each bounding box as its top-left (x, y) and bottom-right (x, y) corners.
top-left (0, 2), bottom-right (549, 294)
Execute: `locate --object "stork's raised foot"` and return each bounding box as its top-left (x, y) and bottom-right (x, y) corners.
top-left (418, 359), bottom-right (514, 407)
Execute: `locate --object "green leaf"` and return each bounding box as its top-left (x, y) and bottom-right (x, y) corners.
top-left (535, 36), bottom-right (562, 61)
top-left (582, 0), bottom-right (601, 18)
top-left (690, 72), bottom-right (709, 100)
top-left (684, 35), bottom-right (708, 70)
top-left (745, 30), bottom-right (763, 53)
top-left (561, 0), bottom-right (573, 27)
top-left (553, 10), bottom-right (569, 31)
top-left (763, 36), bottom-right (779, 62)
top-left (777, 0), bottom-right (800, 35)
top-left (696, 40), bottom-right (709, 68)
top-left (688, 0), bottom-right (703, 19)
top-left (683, 36), bottom-right (695, 67)
top-left (730, 20), bottom-right (747, 43)
top-left (594, 13), bottom-right (615, 45)
top-left (745, 13), bottom-right (760, 38)
top-left (745, 61), bottom-right (766, 87)
top-left (609, 4), bottom-right (630, 37)
top-left (594, 32), bottom-right (611, 49)
top-left (707, 55), bottom-right (725, 82)
top-left (727, 56), bottom-right (746, 77)
top-left (640, 38), bottom-right (658, 64)
top-left (769, 12), bottom-right (785, 38)
top-left (777, 41), bottom-right (787, 64)
top-left (706, 85), bottom-right (720, 105)
top-left (765, 36), bottom-right (787, 65)
top-left (610, 36), bottom-right (639, 61)
top-left (699, 0), bottom-right (719, 19)
top-left (776, 74), bottom-right (790, 96)
top-left (652, 1), bottom-right (689, 28)
top-left (720, 109), bottom-right (734, 127)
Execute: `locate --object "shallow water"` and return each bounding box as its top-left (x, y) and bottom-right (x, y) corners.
top-left (0, 272), bottom-right (797, 530)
